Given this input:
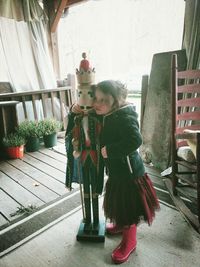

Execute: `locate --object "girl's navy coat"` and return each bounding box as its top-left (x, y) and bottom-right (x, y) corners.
top-left (101, 104), bottom-right (145, 180)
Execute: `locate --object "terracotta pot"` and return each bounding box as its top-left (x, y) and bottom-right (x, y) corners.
top-left (6, 145), bottom-right (24, 159)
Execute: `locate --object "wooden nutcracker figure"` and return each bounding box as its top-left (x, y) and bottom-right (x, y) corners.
top-left (65, 53), bottom-right (105, 242)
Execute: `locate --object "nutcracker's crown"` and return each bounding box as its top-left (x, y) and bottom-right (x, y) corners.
top-left (76, 53), bottom-right (95, 85)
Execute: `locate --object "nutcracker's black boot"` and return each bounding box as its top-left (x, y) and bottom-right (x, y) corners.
top-left (92, 195), bottom-right (99, 233)
top-left (84, 196), bottom-right (92, 232)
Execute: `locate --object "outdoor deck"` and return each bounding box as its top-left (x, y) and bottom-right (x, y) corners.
top-left (0, 138), bottom-right (200, 266)
top-left (0, 137), bottom-right (174, 231)
top-left (0, 138), bottom-right (68, 229)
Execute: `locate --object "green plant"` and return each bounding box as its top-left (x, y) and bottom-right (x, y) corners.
top-left (38, 118), bottom-right (61, 136)
top-left (16, 120), bottom-right (41, 139)
top-left (10, 204), bottom-right (37, 217)
top-left (2, 133), bottom-right (25, 147)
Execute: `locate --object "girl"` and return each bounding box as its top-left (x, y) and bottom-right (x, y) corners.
top-left (93, 80), bottom-right (160, 264)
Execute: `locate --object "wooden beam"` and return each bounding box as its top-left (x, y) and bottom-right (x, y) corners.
top-left (67, 0), bottom-right (88, 6)
top-left (51, 0), bottom-right (69, 33)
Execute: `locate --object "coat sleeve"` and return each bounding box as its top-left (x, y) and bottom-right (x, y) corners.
top-left (65, 112), bottom-right (76, 136)
top-left (106, 115), bottom-right (142, 158)
top-left (65, 111), bottom-right (76, 154)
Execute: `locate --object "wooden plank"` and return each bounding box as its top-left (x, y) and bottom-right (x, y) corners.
top-left (1, 107), bottom-right (7, 136)
top-left (144, 164), bottom-right (163, 178)
top-left (0, 171), bottom-right (44, 208)
top-left (50, 91), bottom-right (56, 117)
top-left (178, 69), bottom-right (200, 79)
top-left (66, 89), bottom-right (73, 106)
top-left (22, 153), bottom-right (66, 183)
top-left (57, 138), bottom-right (65, 144)
top-left (31, 95), bottom-right (38, 121)
top-left (59, 90), bottom-right (65, 127)
top-left (177, 98), bottom-right (200, 107)
top-left (140, 75), bottom-right (149, 130)
top-left (177, 187), bottom-right (197, 204)
top-left (8, 159), bottom-right (66, 195)
top-left (21, 96), bottom-right (28, 119)
top-left (51, 32), bottom-right (60, 78)
top-left (148, 174), bottom-right (168, 191)
top-left (68, 0), bottom-right (87, 6)
top-left (51, 0), bottom-right (69, 33)
top-left (177, 111), bottom-right (200, 121)
top-left (164, 178), bottom-right (200, 233)
top-left (0, 213), bottom-right (8, 227)
top-left (52, 143), bottom-right (66, 156)
top-left (26, 151), bottom-right (66, 173)
top-left (41, 93), bottom-right (48, 118)
top-left (176, 174), bottom-right (197, 188)
top-left (0, 189), bottom-right (23, 221)
top-left (178, 83), bottom-right (200, 93)
top-left (40, 148), bottom-right (67, 163)
top-left (0, 162), bottom-right (58, 203)
top-left (176, 160), bottom-right (197, 171)
top-left (0, 87), bottom-right (73, 98)
top-left (0, 101), bottom-right (19, 106)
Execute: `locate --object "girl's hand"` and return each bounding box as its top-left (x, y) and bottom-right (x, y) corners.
top-left (71, 104), bottom-right (83, 114)
top-left (101, 146), bottom-right (108, 158)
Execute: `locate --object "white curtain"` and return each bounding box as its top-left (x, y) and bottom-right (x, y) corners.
top-left (0, 16), bottom-right (57, 122)
top-left (0, 17), bottom-right (56, 91)
top-left (0, 17), bottom-right (40, 90)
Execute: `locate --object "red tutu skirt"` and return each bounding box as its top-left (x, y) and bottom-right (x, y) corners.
top-left (103, 173), bottom-right (160, 227)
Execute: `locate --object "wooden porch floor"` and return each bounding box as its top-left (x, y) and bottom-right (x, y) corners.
top-left (0, 137), bottom-right (175, 231)
top-left (0, 138), bottom-right (70, 229)
top-left (0, 138), bottom-right (198, 258)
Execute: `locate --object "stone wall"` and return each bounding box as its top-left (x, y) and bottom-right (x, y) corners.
top-left (140, 49), bottom-right (187, 171)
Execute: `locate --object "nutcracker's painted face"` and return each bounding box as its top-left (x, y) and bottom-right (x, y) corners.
top-left (77, 86), bottom-right (94, 110)
top-left (93, 88), bottom-right (114, 115)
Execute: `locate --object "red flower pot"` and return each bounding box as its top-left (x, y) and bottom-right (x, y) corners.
top-left (6, 145), bottom-right (24, 159)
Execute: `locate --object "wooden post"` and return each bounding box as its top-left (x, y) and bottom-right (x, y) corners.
top-left (140, 75), bottom-right (149, 131)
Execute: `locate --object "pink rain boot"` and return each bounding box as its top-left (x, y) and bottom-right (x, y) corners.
top-left (111, 224), bottom-right (137, 264)
top-left (106, 223), bottom-right (123, 235)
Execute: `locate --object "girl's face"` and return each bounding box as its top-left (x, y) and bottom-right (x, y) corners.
top-left (93, 89), bottom-right (114, 115)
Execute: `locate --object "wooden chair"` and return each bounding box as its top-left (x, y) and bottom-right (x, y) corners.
top-left (165, 53), bottom-right (200, 232)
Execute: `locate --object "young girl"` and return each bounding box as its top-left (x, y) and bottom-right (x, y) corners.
top-left (93, 80), bottom-right (160, 264)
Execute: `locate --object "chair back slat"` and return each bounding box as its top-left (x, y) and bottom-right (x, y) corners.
top-left (178, 69), bottom-right (200, 79)
top-left (177, 111), bottom-right (200, 121)
top-left (171, 54), bottom-right (200, 150)
top-left (178, 84), bottom-right (200, 93)
top-left (177, 98), bottom-right (200, 107)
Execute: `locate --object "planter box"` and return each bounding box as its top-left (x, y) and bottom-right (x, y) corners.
top-left (5, 145), bottom-right (24, 159)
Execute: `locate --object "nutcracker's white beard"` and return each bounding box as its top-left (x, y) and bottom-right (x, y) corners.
top-left (82, 116), bottom-right (91, 147)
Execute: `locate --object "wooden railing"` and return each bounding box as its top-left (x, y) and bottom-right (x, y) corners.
top-left (0, 87), bottom-right (75, 130)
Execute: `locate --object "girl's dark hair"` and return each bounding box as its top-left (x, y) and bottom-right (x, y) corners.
top-left (93, 80), bottom-right (128, 109)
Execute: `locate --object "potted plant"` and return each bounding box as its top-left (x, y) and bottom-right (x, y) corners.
top-left (38, 118), bottom-right (61, 148)
top-left (2, 133), bottom-right (25, 159)
top-left (16, 120), bottom-right (41, 152)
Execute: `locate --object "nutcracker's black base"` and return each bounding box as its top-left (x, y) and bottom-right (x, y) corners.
top-left (76, 219), bottom-right (105, 242)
